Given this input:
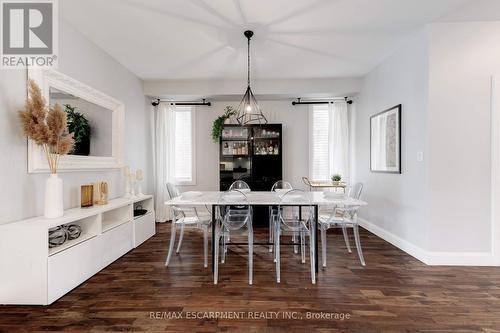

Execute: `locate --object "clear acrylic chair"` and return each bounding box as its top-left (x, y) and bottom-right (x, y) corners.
top-left (269, 181), bottom-right (293, 253)
top-left (348, 183), bottom-right (363, 201)
top-left (274, 189), bottom-right (316, 284)
top-left (319, 204), bottom-right (365, 267)
top-left (302, 177), bottom-right (313, 191)
top-left (340, 183), bottom-right (363, 254)
top-left (214, 190), bottom-right (253, 285)
top-left (164, 183), bottom-right (211, 268)
top-left (319, 182), bottom-right (364, 255)
top-left (229, 180), bottom-right (251, 192)
top-left (226, 181), bottom-right (251, 245)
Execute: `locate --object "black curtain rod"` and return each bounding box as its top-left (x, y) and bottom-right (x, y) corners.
top-left (151, 98), bottom-right (211, 107)
top-left (292, 97), bottom-right (353, 105)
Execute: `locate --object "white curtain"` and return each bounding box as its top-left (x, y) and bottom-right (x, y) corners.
top-left (328, 101), bottom-right (350, 182)
top-left (152, 103), bottom-right (175, 222)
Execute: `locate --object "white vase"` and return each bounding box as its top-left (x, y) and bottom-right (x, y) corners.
top-left (44, 174), bottom-right (64, 218)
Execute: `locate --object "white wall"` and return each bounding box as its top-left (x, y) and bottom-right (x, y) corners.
top-left (0, 20), bottom-right (152, 223)
top-left (427, 22), bottom-right (500, 254)
top-left (179, 100), bottom-right (311, 192)
top-left (353, 29), bottom-right (430, 250)
top-left (144, 78), bottom-right (361, 101)
top-left (354, 22), bottom-right (500, 265)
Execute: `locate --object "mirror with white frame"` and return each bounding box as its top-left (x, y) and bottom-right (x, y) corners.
top-left (27, 69), bottom-right (124, 173)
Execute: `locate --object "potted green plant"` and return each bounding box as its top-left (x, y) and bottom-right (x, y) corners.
top-left (211, 106), bottom-right (236, 143)
top-left (331, 174), bottom-right (342, 185)
top-left (64, 104), bottom-right (91, 156)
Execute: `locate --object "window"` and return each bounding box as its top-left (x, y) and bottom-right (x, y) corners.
top-left (309, 103), bottom-right (350, 182)
top-left (173, 106), bottom-right (196, 185)
top-left (309, 104), bottom-right (330, 180)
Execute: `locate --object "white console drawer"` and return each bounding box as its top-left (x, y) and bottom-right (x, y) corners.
top-left (133, 212), bottom-right (155, 247)
top-left (101, 221), bottom-right (133, 267)
top-left (48, 222), bottom-right (133, 304)
top-left (47, 236), bottom-right (100, 304)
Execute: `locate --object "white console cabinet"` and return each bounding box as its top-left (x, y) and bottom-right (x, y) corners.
top-left (0, 196), bottom-right (155, 305)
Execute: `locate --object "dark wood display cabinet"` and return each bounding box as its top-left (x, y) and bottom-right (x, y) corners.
top-left (219, 124), bottom-right (283, 227)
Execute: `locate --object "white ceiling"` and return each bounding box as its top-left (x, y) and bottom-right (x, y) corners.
top-left (61, 0), bottom-right (485, 80)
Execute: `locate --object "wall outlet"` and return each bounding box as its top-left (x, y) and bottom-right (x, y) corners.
top-left (417, 151), bottom-right (424, 162)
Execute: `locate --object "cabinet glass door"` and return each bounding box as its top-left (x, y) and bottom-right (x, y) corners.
top-left (222, 127), bottom-right (249, 140)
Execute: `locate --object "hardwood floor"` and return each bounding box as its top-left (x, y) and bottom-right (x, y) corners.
top-left (1, 223), bottom-right (500, 332)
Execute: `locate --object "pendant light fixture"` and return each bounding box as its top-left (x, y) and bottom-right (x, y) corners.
top-left (236, 30), bottom-right (267, 125)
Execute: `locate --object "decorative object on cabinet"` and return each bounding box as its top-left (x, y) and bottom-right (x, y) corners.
top-left (123, 166), bottom-right (131, 198)
top-left (64, 104), bottom-right (91, 156)
top-left (129, 171), bottom-right (136, 198)
top-left (94, 181), bottom-right (108, 205)
top-left (133, 205), bottom-right (148, 217)
top-left (236, 30), bottom-right (267, 125)
top-left (48, 223), bottom-right (83, 248)
top-left (136, 169), bottom-right (144, 196)
top-left (27, 68), bottom-right (125, 172)
top-left (44, 174), bottom-right (64, 218)
top-left (80, 184), bottom-right (94, 208)
top-left (19, 80), bottom-right (75, 218)
top-left (65, 224), bottom-right (82, 240)
top-left (48, 226), bottom-right (67, 248)
top-left (211, 106), bottom-right (237, 142)
top-left (370, 104), bottom-right (402, 173)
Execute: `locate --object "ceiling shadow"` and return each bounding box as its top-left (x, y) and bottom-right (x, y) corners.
top-left (190, 0), bottom-right (239, 28)
top-left (123, 0), bottom-right (224, 29)
top-left (264, 0), bottom-right (343, 28)
top-left (156, 44), bottom-right (231, 78)
top-left (233, 0), bottom-right (247, 25)
top-left (267, 37), bottom-right (366, 66)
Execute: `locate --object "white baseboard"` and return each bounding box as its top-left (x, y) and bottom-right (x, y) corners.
top-left (358, 217), bottom-right (498, 266)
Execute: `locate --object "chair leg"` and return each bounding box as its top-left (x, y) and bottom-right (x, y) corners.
top-left (165, 221), bottom-right (177, 266)
top-left (341, 224), bottom-right (352, 253)
top-left (300, 231), bottom-right (306, 264)
top-left (225, 233), bottom-right (229, 253)
top-left (176, 223), bottom-right (184, 253)
top-left (221, 228), bottom-right (226, 264)
top-left (214, 225), bottom-right (219, 284)
top-left (353, 224), bottom-right (366, 266)
top-left (321, 224), bottom-right (327, 268)
top-left (275, 223), bottom-right (281, 283)
top-left (273, 221), bottom-right (277, 263)
top-left (309, 231), bottom-right (316, 284)
top-left (203, 225), bottom-right (208, 268)
top-left (248, 230), bottom-right (253, 285)
top-left (268, 213), bottom-right (273, 253)
top-left (293, 233), bottom-right (299, 254)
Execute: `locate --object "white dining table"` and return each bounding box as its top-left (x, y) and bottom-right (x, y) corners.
top-left (165, 191), bottom-right (367, 273)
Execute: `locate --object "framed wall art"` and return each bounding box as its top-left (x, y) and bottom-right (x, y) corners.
top-left (370, 104), bottom-right (401, 173)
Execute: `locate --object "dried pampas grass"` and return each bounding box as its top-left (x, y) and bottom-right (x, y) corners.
top-left (19, 79), bottom-right (74, 173)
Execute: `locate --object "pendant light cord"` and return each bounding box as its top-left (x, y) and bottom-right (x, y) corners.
top-left (247, 36), bottom-right (251, 87)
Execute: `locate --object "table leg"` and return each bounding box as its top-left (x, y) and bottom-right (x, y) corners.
top-left (211, 204), bottom-right (215, 272)
top-left (314, 204), bottom-right (319, 273)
